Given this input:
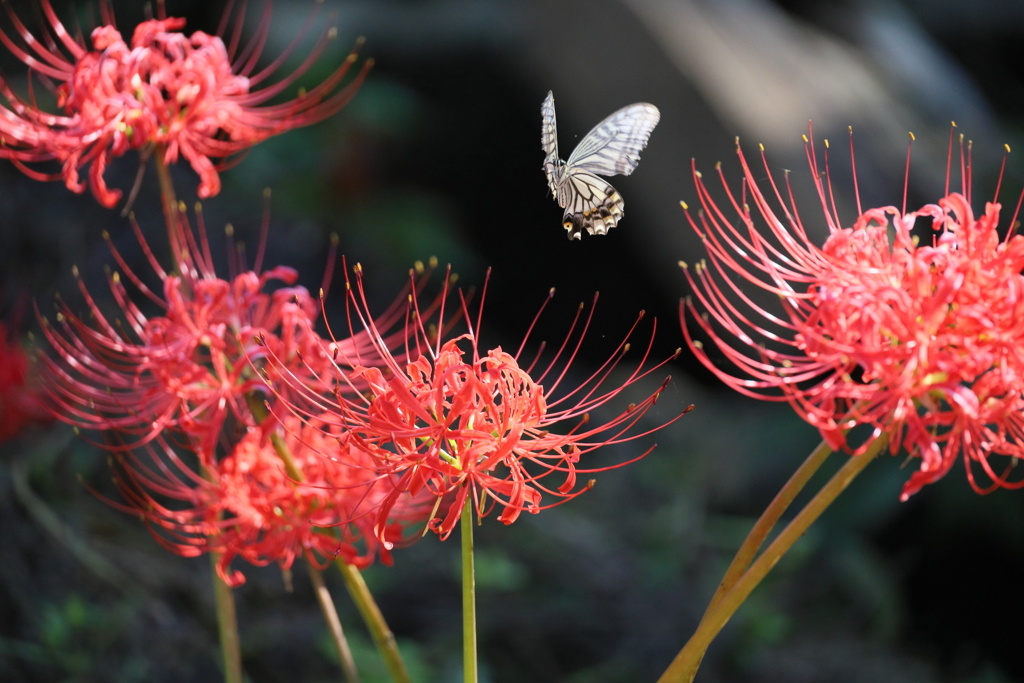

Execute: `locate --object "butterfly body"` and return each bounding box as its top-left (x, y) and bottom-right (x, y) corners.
top-left (541, 91), bottom-right (660, 240)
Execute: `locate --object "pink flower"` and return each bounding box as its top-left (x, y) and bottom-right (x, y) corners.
top-left (0, 1), bottom-right (371, 206)
top-left (681, 131), bottom-right (1024, 499)
top-left (268, 264), bottom-right (691, 540)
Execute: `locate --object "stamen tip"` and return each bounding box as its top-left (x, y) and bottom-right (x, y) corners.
top-left (680, 200), bottom-right (688, 210)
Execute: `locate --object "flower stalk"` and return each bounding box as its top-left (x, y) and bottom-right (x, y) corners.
top-left (153, 149), bottom-right (180, 251)
top-left (247, 394), bottom-right (361, 681)
top-left (658, 433), bottom-right (888, 683)
top-left (461, 493), bottom-right (478, 683)
top-left (705, 439), bottom-right (834, 614)
top-left (308, 563), bottom-right (361, 683)
top-left (210, 553), bottom-right (244, 683)
top-left (335, 560), bottom-right (413, 683)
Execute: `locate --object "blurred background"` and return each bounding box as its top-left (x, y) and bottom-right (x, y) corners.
top-left (2, 0), bottom-right (1024, 681)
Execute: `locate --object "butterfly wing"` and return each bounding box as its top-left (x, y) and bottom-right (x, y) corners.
top-left (566, 102), bottom-right (660, 177)
top-left (558, 170), bottom-right (624, 241)
top-left (541, 91), bottom-right (562, 198)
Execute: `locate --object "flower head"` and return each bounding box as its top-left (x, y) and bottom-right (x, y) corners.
top-left (268, 263), bottom-right (691, 540)
top-left (107, 415), bottom-right (432, 586)
top-left (681, 129), bottom-right (1024, 499)
top-left (39, 198), bottom-right (406, 459)
top-left (41, 203), bottom-right (434, 581)
top-left (0, 1), bottom-right (371, 206)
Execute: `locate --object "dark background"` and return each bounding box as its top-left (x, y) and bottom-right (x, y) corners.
top-left (2, 0), bottom-right (1024, 681)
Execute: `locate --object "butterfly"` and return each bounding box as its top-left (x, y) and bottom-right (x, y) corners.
top-left (541, 91), bottom-right (660, 240)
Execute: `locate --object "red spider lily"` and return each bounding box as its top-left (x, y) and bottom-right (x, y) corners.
top-left (38, 200), bottom-right (401, 458)
top-left (681, 129), bottom-right (1024, 499)
top-left (265, 264), bottom-right (692, 540)
top-left (0, 0), bottom-right (371, 207)
top-left (105, 415), bottom-right (432, 586)
top-left (0, 322), bottom-right (50, 441)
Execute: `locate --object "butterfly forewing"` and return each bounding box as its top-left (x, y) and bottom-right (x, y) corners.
top-left (540, 91), bottom-right (659, 240)
top-left (541, 92), bottom-right (561, 198)
top-left (566, 103), bottom-right (661, 177)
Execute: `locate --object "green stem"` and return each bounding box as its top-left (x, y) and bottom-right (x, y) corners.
top-left (336, 561), bottom-right (412, 683)
top-left (152, 147), bottom-right (183, 264)
top-left (461, 495), bottom-right (477, 683)
top-left (308, 562), bottom-right (361, 683)
top-left (706, 439), bottom-right (833, 614)
top-left (658, 434), bottom-right (888, 683)
top-left (247, 394), bottom-right (363, 681)
top-left (210, 553), bottom-right (244, 683)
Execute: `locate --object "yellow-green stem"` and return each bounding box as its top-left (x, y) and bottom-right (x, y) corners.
top-left (658, 434), bottom-right (888, 683)
top-left (461, 495), bottom-right (477, 683)
top-left (152, 147), bottom-right (182, 263)
top-left (210, 553), bottom-right (244, 683)
top-left (336, 560), bottom-right (412, 683)
top-left (706, 439), bottom-right (833, 614)
top-left (247, 394), bottom-right (362, 681)
top-left (308, 562), bottom-right (361, 683)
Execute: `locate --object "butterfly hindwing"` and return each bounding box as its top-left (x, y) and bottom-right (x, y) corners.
top-left (541, 91), bottom-right (659, 239)
top-left (560, 170), bottom-right (623, 240)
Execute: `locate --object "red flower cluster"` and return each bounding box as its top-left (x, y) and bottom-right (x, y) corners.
top-left (110, 415), bottom-right (431, 586)
top-left (41, 205), bottom-right (424, 582)
top-left (42, 207), bottom-right (334, 455)
top-left (268, 264), bottom-right (691, 540)
top-left (682, 131), bottom-right (1024, 499)
top-left (42, 198), bottom-right (687, 580)
top-left (0, 321), bottom-right (50, 442)
top-left (0, 1), bottom-right (370, 206)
